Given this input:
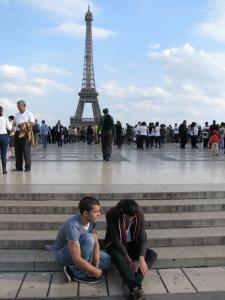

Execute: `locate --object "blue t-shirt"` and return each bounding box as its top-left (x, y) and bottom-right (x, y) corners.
top-left (54, 214), bottom-right (96, 251)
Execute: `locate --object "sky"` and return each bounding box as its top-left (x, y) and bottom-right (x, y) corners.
top-left (1, 0), bottom-right (225, 126)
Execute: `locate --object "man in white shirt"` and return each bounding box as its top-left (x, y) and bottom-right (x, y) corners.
top-left (14, 100), bottom-right (35, 172)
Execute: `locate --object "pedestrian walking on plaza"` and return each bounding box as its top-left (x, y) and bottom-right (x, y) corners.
top-left (33, 119), bottom-right (40, 147)
top-left (105, 199), bottom-right (157, 300)
top-left (14, 100), bottom-right (35, 172)
top-left (208, 131), bottom-right (220, 157)
top-left (0, 106), bottom-right (12, 174)
top-left (115, 121), bottom-right (123, 149)
top-left (202, 122), bottom-right (209, 149)
top-left (40, 120), bottom-right (50, 149)
top-left (98, 108), bottom-right (115, 161)
top-left (54, 196), bottom-right (111, 284)
top-left (154, 122), bottom-right (161, 148)
top-left (8, 115), bottom-right (16, 158)
top-left (190, 122), bottom-right (198, 149)
top-left (179, 120), bottom-right (188, 149)
top-left (86, 125), bottom-right (93, 145)
top-left (55, 120), bottom-right (63, 147)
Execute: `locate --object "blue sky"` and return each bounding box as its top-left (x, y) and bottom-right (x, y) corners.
top-left (1, 0), bottom-right (225, 126)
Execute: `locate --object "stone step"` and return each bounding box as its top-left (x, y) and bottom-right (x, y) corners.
top-left (0, 227), bottom-right (225, 248)
top-left (1, 190), bottom-right (225, 200)
top-left (1, 211), bottom-right (225, 230)
top-left (1, 245), bottom-right (225, 272)
top-left (0, 198), bottom-right (225, 214)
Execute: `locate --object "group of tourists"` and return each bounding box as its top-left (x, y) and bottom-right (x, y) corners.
top-left (0, 102), bottom-right (116, 174)
top-left (54, 196), bottom-right (157, 300)
top-left (1, 98), bottom-right (225, 175)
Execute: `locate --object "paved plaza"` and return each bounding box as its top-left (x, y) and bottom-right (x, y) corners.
top-left (1, 143), bottom-right (225, 186)
top-left (1, 143), bottom-right (225, 299)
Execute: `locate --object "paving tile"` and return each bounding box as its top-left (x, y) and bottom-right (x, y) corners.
top-left (158, 268), bottom-right (196, 294)
top-left (143, 270), bottom-right (167, 294)
top-left (183, 266), bottom-right (225, 292)
top-left (0, 272), bottom-right (24, 299)
top-left (107, 271), bottom-right (123, 296)
top-left (79, 274), bottom-right (108, 297)
top-left (17, 272), bottom-right (51, 298)
top-left (48, 272), bottom-right (78, 298)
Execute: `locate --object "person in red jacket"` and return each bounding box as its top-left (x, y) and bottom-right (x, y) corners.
top-left (208, 130), bottom-right (220, 156)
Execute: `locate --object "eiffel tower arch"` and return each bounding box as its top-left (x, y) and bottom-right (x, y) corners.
top-left (70, 6), bottom-right (102, 128)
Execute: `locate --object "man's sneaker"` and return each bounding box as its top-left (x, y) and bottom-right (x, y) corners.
top-left (63, 266), bottom-right (73, 283)
top-left (133, 287), bottom-right (146, 300)
top-left (73, 276), bottom-right (101, 284)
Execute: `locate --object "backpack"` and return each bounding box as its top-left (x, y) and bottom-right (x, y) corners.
top-left (33, 124), bottom-right (40, 134)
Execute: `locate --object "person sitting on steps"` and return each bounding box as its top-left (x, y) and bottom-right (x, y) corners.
top-left (54, 196), bottom-right (111, 284)
top-left (105, 199), bottom-right (157, 300)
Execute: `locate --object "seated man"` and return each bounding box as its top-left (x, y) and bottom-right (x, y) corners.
top-left (105, 199), bottom-right (157, 300)
top-left (54, 196), bottom-right (111, 284)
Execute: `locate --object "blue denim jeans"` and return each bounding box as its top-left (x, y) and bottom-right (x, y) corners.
top-left (0, 134), bottom-right (9, 160)
top-left (55, 232), bottom-right (111, 278)
top-left (41, 135), bottom-right (48, 148)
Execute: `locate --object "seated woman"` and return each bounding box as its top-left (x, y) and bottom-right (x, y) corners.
top-left (105, 199), bottom-right (157, 300)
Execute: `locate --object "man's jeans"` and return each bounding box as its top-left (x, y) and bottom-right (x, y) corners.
top-left (55, 232), bottom-right (111, 279)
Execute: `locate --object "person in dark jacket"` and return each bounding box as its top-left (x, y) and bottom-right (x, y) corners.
top-left (115, 121), bottom-right (123, 149)
top-left (179, 120), bottom-right (187, 149)
top-left (97, 108), bottom-right (115, 161)
top-left (105, 200), bottom-right (157, 300)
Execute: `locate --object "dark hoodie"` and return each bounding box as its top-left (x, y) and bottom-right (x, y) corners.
top-left (104, 200), bottom-right (148, 257)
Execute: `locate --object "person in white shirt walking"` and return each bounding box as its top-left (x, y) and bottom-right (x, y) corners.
top-left (0, 106), bottom-right (12, 174)
top-left (14, 100), bottom-right (35, 172)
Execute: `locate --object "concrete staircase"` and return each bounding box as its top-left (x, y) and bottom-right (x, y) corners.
top-left (0, 191), bottom-right (225, 272)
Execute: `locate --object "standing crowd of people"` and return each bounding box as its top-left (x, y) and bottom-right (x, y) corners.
top-left (1, 99), bottom-right (225, 175)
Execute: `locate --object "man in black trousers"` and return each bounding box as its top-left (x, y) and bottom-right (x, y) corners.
top-left (105, 199), bottom-right (157, 300)
top-left (97, 108), bottom-right (115, 161)
top-left (14, 100), bottom-right (35, 172)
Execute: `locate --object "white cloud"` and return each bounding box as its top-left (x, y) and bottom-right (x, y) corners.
top-left (29, 63), bottom-right (72, 76)
top-left (0, 64), bottom-right (73, 97)
top-left (99, 80), bottom-right (171, 100)
top-left (196, 0), bottom-right (225, 42)
top-left (19, 0), bottom-right (98, 20)
top-left (35, 78), bottom-right (73, 93)
top-left (148, 43), bottom-right (160, 50)
top-left (0, 64), bottom-right (27, 80)
top-left (0, 97), bottom-right (17, 113)
top-left (147, 43), bottom-right (225, 122)
top-left (10, 0), bottom-right (116, 40)
top-left (43, 22), bottom-right (116, 39)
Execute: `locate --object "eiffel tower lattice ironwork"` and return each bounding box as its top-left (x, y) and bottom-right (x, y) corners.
top-left (70, 6), bottom-right (101, 127)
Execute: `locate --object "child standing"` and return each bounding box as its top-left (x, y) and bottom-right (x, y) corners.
top-left (208, 131), bottom-right (220, 157)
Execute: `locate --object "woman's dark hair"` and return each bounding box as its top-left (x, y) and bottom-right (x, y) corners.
top-left (120, 199), bottom-right (139, 216)
top-left (79, 196), bottom-right (100, 214)
top-left (0, 106), bottom-right (3, 117)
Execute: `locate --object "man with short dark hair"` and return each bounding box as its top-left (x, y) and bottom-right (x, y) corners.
top-left (179, 120), bottom-right (187, 149)
top-left (98, 108), bottom-right (115, 161)
top-left (54, 196), bottom-right (111, 284)
top-left (105, 199), bottom-right (157, 300)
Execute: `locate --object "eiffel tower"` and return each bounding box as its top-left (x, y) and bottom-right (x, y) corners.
top-left (70, 6), bottom-right (101, 128)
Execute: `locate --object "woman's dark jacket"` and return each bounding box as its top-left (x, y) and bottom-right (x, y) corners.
top-left (104, 201), bottom-right (148, 257)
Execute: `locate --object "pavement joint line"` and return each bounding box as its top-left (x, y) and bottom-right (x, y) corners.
top-left (156, 269), bottom-right (169, 294)
top-left (181, 267), bottom-right (199, 294)
top-left (15, 271), bottom-right (26, 299)
top-left (46, 272), bottom-right (53, 298)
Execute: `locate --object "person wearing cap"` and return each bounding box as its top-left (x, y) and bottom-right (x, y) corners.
top-left (14, 100), bottom-right (35, 172)
top-left (97, 108), bottom-right (115, 161)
